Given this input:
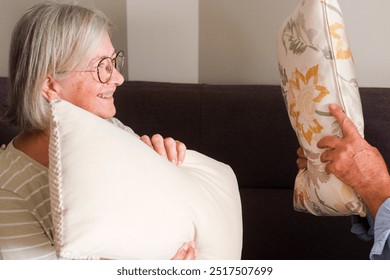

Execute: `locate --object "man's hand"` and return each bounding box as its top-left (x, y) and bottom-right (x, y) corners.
top-left (296, 146), bottom-right (308, 170)
top-left (317, 104), bottom-right (390, 217)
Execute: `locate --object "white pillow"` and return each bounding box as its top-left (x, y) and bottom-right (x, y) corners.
top-left (48, 100), bottom-right (242, 259)
top-left (277, 0), bottom-right (366, 216)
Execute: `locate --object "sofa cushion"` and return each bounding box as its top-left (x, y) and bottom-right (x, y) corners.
top-left (277, 0), bottom-right (366, 216)
top-left (48, 99), bottom-right (242, 260)
top-left (239, 187), bottom-right (372, 259)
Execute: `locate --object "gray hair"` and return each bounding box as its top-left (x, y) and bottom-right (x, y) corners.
top-left (2, 1), bottom-right (111, 131)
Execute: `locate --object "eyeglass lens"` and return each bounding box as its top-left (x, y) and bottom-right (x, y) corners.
top-left (97, 51), bottom-right (125, 83)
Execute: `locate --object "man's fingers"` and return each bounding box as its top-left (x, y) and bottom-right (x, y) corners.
top-left (329, 104), bottom-right (359, 138)
top-left (317, 135), bottom-right (340, 149)
top-left (297, 147), bottom-right (305, 158)
top-left (320, 149), bottom-right (335, 163)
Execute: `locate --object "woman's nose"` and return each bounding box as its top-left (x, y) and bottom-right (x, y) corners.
top-left (110, 67), bottom-right (124, 86)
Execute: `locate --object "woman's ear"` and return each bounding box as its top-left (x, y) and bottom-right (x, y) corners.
top-left (41, 75), bottom-right (60, 101)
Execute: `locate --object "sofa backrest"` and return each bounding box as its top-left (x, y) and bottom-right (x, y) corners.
top-left (0, 78), bottom-right (18, 144)
top-left (2, 77), bottom-right (390, 191)
top-left (113, 81), bottom-right (390, 190)
top-left (113, 81), bottom-right (300, 189)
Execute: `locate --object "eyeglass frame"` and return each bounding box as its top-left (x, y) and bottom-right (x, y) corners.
top-left (67, 50), bottom-right (125, 84)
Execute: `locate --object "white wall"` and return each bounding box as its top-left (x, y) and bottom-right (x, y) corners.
top-left (339, 0), bottom-right (390, 88)
top-left (0, 0), bottom-right (128, 78)
top-left (199, 0), bottom-right (299, 85)
top-left (199, 0), bottom-right (390, 87)
top-left (0, 0), bottom-right (33, 77)
top-left (2, 0), bottom-right (390, 87)
top-left (126, 0), bottom-right (199, 83)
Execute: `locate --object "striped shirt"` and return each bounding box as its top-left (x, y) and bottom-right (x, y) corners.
top-left (0, 118), bottom-right (136, 260)
top-left (0, 142), bottom-right (56, 259)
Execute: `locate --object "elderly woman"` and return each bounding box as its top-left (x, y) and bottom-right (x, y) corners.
top-left (0, 2), bottom-right (195, 260)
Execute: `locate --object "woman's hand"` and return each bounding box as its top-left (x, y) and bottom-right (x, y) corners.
top-left (140, 134), bottom-right (186, 166)
top-left (296, 146), bottom-right (307, 170)
top-left (170, 241), bottom-right (196, 260)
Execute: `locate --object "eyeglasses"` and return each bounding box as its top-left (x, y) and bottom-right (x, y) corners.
top-left (70, 50), bottom-right (125, 84)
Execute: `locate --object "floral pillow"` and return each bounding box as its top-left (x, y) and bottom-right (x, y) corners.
top-left (277, 0), bottom-right (366, 216)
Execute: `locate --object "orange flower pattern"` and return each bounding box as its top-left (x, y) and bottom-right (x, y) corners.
top-left (288, 65), bottom-right (329, 144)
top-left (329, 23), bottom-right (352, 60)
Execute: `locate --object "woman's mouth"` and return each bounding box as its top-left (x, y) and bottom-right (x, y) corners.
top-left (97, 93), bottom-right (113, 99)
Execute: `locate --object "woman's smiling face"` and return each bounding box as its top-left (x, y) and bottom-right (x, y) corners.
top-left (56, 32), bottom-right (124, 119)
